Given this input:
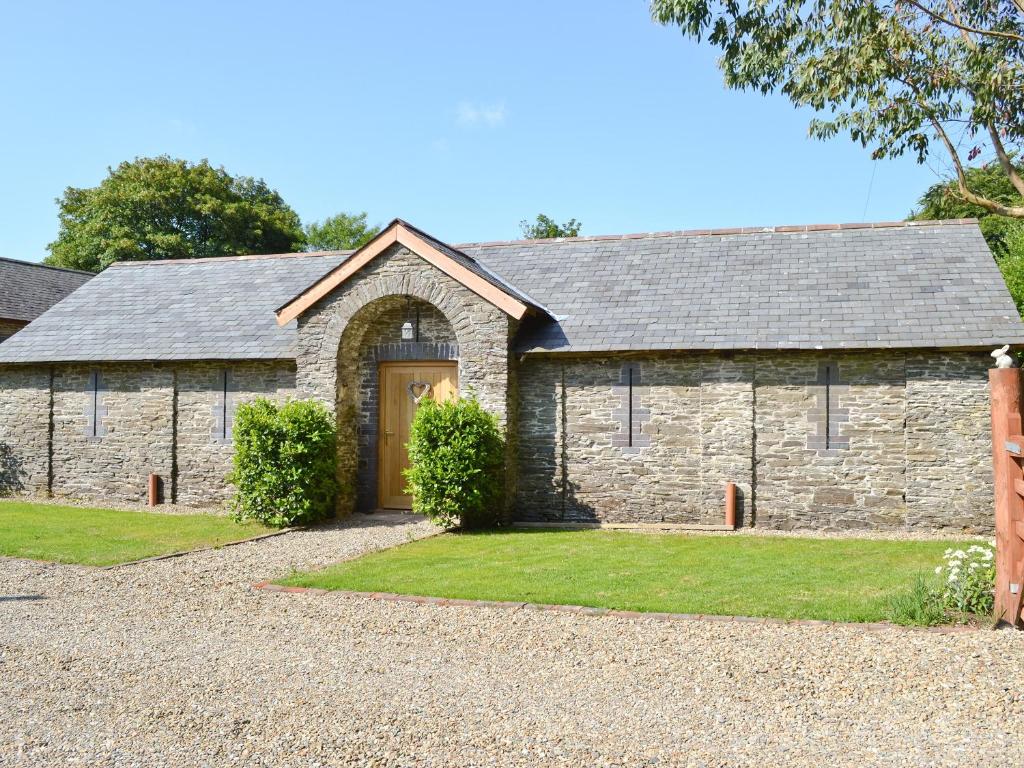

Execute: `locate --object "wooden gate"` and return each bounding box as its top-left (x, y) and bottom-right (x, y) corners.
top-left (989, 367), bottom-right (1024, 628)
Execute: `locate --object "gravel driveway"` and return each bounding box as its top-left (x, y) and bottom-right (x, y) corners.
top-left (2, 514), bottom-right (1023, 767)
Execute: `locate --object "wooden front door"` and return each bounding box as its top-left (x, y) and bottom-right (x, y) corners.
top-left (378, 362), bottom-right (458, 509)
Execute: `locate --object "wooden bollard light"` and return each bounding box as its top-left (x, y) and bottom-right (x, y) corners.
top-left (148, 473), bottom-right (159, 507)
top-left (724, 482), bottom-right (737, 529)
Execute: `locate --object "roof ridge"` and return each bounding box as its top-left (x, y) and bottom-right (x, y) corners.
top-left (454, 218), bottom-right (981, 249)
top-left (108, 250), bottom-right (353, 267)
top-left (97, 218), bottom-right (984, 267)
top-left (0, 256), bottom-right (95, 276)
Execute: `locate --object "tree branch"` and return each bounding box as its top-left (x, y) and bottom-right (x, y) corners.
top-left (987, 122), bottom-right (1024, 198)
top-left (903, 0), bottom-right (1024, 43)
top-left (931, 117), bottom-right (1024, 216)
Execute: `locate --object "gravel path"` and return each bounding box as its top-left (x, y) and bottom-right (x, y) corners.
top-left (2, 514), bottom-right (1023, 767)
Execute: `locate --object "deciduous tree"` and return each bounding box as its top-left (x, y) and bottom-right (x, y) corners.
top-left (46, 156), bottom-right (304, 272)
top-left (651, 0), bottom-right (1024, 217)
top-left (519, 214), bottom-right (582, 239)
top-left (304, 211), bottom-right (381, 252)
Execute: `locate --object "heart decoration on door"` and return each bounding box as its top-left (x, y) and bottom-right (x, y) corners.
top-left (407, 381), bottom-right (432, 404)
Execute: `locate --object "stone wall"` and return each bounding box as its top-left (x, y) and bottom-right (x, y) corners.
top-left (0, 360), bottom-right (294, 505)
top-left (174, 362), bottom-right (296, 505)
top-left (0, 366), bottom-right (50, 494)
top-left (516, 349), bottom-right (994, 532)
top-left (51, 364), bottom-right (175, 501)
top-left (0, 343), bottom-right (997, 531)
top-left (755, 352), bottom-right (909, 530)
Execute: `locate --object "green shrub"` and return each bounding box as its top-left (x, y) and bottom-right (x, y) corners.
top-left (229, 398), bottom-right (338, 528)
top-left (404, 397), bottom-right (505, 529)
top-left (887, 575), bottom-right (948, 627)
top-left (997, 224), bottom-right (1024, 317)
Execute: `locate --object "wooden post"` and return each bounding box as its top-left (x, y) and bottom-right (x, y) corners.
top-left (148, 473), bottom-right (159, 507)
top-left (989, 369), bottom-right (1024, 625)
top-left (724, 482), bottom-right (737, 529)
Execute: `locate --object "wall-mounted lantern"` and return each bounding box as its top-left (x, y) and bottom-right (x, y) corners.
top-left (401, 321), bottom-right (414, 341)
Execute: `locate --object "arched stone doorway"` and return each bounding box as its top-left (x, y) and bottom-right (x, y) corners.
top-left (290, 237), bottom-right (520, 518)
top-left (336, 295), bottom-right (459, 511)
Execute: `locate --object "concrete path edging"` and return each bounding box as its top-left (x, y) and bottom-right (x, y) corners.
top-left (251, 582), bottom-right (981, 634)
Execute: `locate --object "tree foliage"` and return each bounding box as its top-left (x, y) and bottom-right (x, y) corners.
top-left (995, 227), bottom-right (1024, 315)
top-left (404, 397), bottom-right (505, 529)
top-left (304, 211), bottom-right (381, 252)
top-left (519, 213), bottom-right (583, 239)
top-left (651, 0), bottom-right (1024, 217)
top-left (45, 156), bottom-right (304, 272)
top-left (229, 398), bottom-right (338, 528)
top-left (912, 160), bottom-right (1024, 255)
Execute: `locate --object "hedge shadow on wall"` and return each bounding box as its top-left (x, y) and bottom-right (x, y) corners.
top-left (0, 441), bottom-right (25, 495)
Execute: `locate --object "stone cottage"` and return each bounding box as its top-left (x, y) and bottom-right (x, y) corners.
top-left (1, 218), bottom-right (1022, 532)
top-left (0, 257), bottom-right (92, 342)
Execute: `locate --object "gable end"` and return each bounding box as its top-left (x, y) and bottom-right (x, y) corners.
top-left (275, 220), bottom-right (533, 326)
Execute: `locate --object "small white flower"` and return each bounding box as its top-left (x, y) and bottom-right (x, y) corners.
top-left (935, 566), bottom-right (943, 575)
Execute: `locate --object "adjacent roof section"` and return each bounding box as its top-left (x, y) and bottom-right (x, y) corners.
top-left (461, 220), bottom-right (1024, 352)
top-left (0, 257), bottom-right (93, 323)
top-left (0, 252), bottom-right (347, 363)
top-left (0, 218), bottom-right (1021, 365)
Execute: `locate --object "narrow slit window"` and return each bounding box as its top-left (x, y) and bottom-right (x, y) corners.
top-left (213, 369), bottom-right (233, 442)
top-left (220, 369), bottom-right (229, 440)
top-left (824, 364), bottom-right (832, 450)
top-left (614, 363), bottom-right (650, 451)
top-left (90, 371), bottom-right (99, 438)
top-left (627, 366), bottom-right (634, 447)
top-left (809, 362), bottom-right (849, 454)
top-left (85, 370), bottom-right (105, 439)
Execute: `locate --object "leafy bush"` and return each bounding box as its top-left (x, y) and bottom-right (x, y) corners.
top-left (404, 397), bottom-right (505, 529)
top-left (229, 398), bottom-right (338, 528)
top-left (936, 542), bottom-right (996, 616)
top-left (887, 575), bottom-right (947, 627)
top-left (996, 224), bottom-right (1024, 317)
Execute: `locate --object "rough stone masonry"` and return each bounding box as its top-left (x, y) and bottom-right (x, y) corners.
top-left (1, 218), bottom-right (1022, 533)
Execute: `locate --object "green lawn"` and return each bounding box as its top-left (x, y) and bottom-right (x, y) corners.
top-left (0, 500), bottom-right (272, 566)
top-left (280, 529), bottom-right (967, 623)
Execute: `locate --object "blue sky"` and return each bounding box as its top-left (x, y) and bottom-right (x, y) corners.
top-left (1, 0), bottom-right (942, 262)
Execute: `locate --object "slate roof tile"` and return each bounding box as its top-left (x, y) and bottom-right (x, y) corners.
top-left (463, 221), bottom-right (1024, 353)
top-left (0, 252), bottom-right (346, 363)
top-left (1, 221), bottom-right (1021, 364)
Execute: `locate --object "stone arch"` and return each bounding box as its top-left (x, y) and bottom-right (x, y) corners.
top-left (318, 270), bottom-right (478, 373)
top-left (293, 244), bottom-right (516, 516)
top-left (336, 293), bottom-right (459, 512)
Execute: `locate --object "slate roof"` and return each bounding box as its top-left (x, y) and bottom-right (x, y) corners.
top-left (0, 252), bottom-right (347, 362)
top-left (0, 257), bottom-right (93, 323)
top-left (463, 220), bottom-right (1024, 353)
top-left (0, 219), bottom-right (1021, 364)
top-left (395, 219), bottom-right (546, 311)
